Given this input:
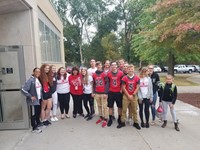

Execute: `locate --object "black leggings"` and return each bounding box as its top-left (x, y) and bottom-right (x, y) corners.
top-left (58, 93), bottom-right (70, 114)
top-left (71, 94), bottom-right (83, 115)
top-left (30, 103), bottom-right (41, 130)
top-left (83, 93), bottom-right (93, 114)
top-left (139, 98), bottom-right (150, 123)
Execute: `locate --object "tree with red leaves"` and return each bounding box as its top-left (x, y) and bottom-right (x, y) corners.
top-left (132, 0), bottom-right (200, 75)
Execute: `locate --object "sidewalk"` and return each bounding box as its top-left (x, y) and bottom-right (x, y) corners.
top-left (0, 100), bottom-right (200, 150)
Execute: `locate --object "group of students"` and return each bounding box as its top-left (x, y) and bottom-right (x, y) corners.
top-left (21, 59), bottom-right (180, 133)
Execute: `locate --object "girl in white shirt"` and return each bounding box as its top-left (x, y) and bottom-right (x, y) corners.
top-left (57, 67), bottom-right (70, 119)
top-left (81, 67), bottom-right (93, 120)
top-left (138, 67), bottom-right (153, 128)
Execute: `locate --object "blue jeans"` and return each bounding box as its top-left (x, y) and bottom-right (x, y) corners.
top-left (151, 93), bottom-right (157, 121)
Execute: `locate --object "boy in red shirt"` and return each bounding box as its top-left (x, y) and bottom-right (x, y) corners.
top-left (92, 61), bottom-right (108, 127)
top-left (117, 64), bottom-right (141, 129)
top-left (107, 62), bottom-right (124, 127)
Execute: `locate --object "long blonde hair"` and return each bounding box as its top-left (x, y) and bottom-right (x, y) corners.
top-left (81, 67), bottom-right (89, 85)
top-left (139, 67), bottom-right (148, 78)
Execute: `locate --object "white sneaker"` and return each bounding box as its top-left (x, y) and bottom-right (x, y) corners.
top-left (50, 117), bottom-right (55, 122)
top-left (150, 121), bottom-right (156, 126)
top-left (128, 118), bottom-right (133, 126)
top-left (32, 128), bottom-right (42, 134)
top-left (54, 117), bottom-right (58, 121)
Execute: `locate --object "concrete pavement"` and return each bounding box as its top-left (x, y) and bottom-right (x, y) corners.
top-left (1, 99), bottom-right (200, 150)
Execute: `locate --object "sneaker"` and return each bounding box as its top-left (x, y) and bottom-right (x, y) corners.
top-left (96, 118), bottom-right (103, 124)
top-left (84, 114), bottom-right (90, 119)
top-left (86, 115), bottom-right (93, 121)
top-left (65, 114), bottom-right (70, 119)
top-left (150, 121), bottom-right (155, 126)
top-left (102, 120), bottom-right (107, 127)
top-left (61, 114), bottom-right (65, 119)
top-left (73, 114), bottom-right (77, 118)
top-left (133, 123), bottom-right (141, 130)
top-left (43, 120), bottom-right (51, 126)
top-left (32, 128), bottom-right (42, 134)
top-left (50, 117), bottom-right (55, 122)
top-left (117, 118), bottom-right (121, 124)
top-left (141, 122), bottom-right (145, 128)
top-left (54, 117), bottom-right (58, 121)
top-left (117, 122), bottom-right (125, 128)
top-left (128, 118), bottom-right (133, 126)
top-left (146, 123), bottom-right (150, 128)
top-left (79, 113), bottom-right (85, 117)
top-left (107, 119), bottom-right (113, 127)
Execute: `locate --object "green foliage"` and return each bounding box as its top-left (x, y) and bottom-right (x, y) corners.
top-left (132, 0), bottom-right (200, 67)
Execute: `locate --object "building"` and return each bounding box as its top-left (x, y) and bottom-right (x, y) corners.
top-left (0, 0), bottom-right (65, 130)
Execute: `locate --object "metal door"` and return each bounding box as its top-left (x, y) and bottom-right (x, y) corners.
top-left (0, 46), bottom-right (29, 130)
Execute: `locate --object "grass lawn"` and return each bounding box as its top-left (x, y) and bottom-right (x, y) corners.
top-left (160, 75), bottom-right (199, 86)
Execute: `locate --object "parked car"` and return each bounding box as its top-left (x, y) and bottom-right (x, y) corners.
top-left (186, 65), bottom-right (195, 72)
top-left (192, 65), bottom-right (200, 72)
top-left (162, 66), bottom-right (168, 72)
top-left (174, 64), bottom-right (193, 73)
top-left (153, 65), bottom-right (162, 73)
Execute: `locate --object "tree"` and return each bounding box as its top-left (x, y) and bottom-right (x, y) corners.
top-left (101, 32), bottom-right (121, 61)
top-left (132, 0), bottom-right (200, 75)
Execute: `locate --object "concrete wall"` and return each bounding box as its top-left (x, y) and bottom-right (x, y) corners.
top-left (0, 0), bottom-right (65, 78)
top-left (0, 10), bottom-right (36, 77)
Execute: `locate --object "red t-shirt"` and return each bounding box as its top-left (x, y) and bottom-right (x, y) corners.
top-left (68, 74), bottom-right (83, 95)
top-left (121, 75), bottom-right (140, 95)
top-left (107, 70), bottom-right (124, 92)
top-left (43, 81), bottom-right (50, 93)
top-left (93, 72), bottom-right (107, 93)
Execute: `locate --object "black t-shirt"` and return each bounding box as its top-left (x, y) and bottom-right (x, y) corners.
top-left (150, 72), bottom-right (160, 94)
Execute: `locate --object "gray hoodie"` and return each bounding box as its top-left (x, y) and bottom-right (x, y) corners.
top-left (138, 76), bottom-right (153, 101)
top-left (21, 76), bottom-right (42, 106)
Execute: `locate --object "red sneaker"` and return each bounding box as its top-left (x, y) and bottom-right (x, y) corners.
top-left (96, 118), bottom-right (103, 124)
top-left (102, 120), bottom-right (107, 127)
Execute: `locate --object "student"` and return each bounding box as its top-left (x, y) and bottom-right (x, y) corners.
top-left (117, 64), bottom-right (141, 130)
top-left (50, 65), bottom-right (58, 122)
top-left (158, 75), bottom-right (180, 131)
top-left (21, 67), bottom-right (42, 133)
top-left (138, 67), bottom-right (153, 128)
top-left (81, 67), bottom-right (93, 120)
top-left (93, 61), bottom-right (108, 127)
top-left (148, 64), bottom-right (160, 125)
top-left (118, 58), bottom-right (125, 71)
top-left (69, 66), bottom-right (84, 118)
top-left (40, 64), bottom-right (53, 126)
top-left (123, 62), bottom-right (133, 125)
top-left (103, 60), bottom-right (111, 74)
top-left (107, 62), bottom-right (123, 127)
top-left (87, 59), bottom-right (97, 116)
top-left (88, 59), bottom-right (97, 76)
top-left (57, 67), bottom-right (70, 119)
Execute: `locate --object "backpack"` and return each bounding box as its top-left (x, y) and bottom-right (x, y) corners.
top-left (160, 82), bottom-right (176, 93)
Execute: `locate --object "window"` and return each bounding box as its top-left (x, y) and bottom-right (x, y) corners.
top-left (39, 19), bottom-right (61, 63)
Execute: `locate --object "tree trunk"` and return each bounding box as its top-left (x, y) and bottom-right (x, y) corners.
top-left (168, 50), bottom-right (175, 76)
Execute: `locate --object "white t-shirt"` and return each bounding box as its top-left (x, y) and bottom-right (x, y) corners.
top-left (140, 77), bottom-right (149, 98)
top-left (83, 75), bottom-right (93, 94)
top-left (35, 78), bottom-right (42, 99)
top-left (87, 67), bottom-right (97, 76)
top-left (56, 73), bottom-right (70, 94)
